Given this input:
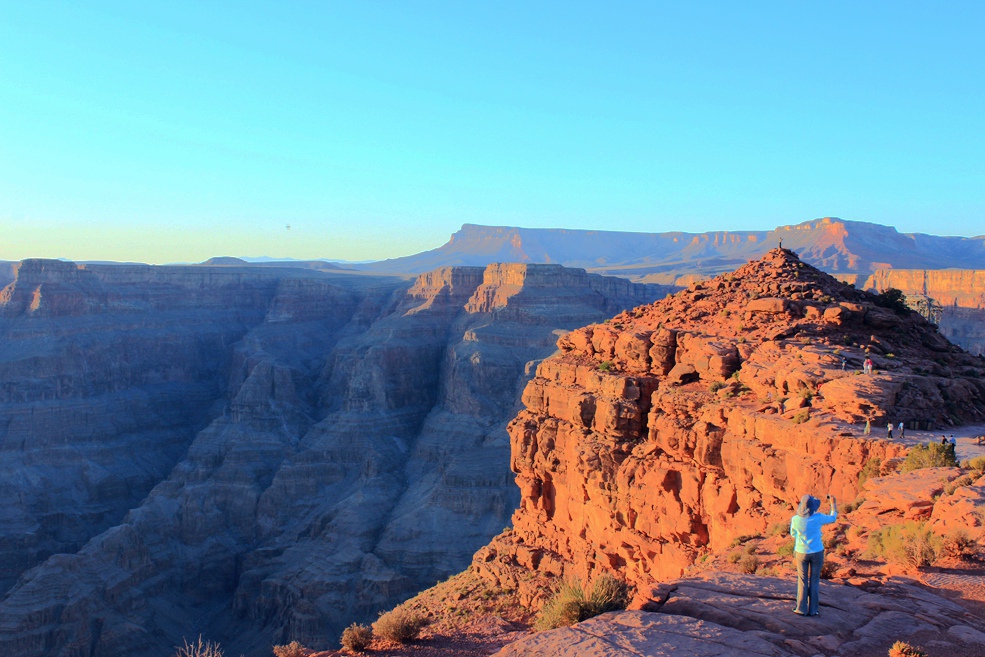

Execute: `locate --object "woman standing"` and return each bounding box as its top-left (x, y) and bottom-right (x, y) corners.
top-left (790, 494), bottom-right (838, 616)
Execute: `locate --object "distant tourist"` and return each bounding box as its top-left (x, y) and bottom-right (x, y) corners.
top-left (864, 419), bottom-right (871, 435)
top-left (863, 358), bottom-right (874, 375)
top-left (887, 423), bottom-right (893, 439)
top-left (950, 435), bottom-right (957, 447)
top-left (790, 494), bottom-right (838, 616)
top-left (841, 357), bottom-right (847, 371)
top-left (898, 421), bottom-right (905, 439)
top-left (941, 435), bottom-right (949, 446)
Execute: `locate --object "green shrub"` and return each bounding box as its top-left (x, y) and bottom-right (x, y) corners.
top-left (743, 542), bottom-right (757, 555)
top-left (875, 288), bottom-right (910, 315)
top-left (726, 551), bottom-right (742, 564)
top-left (902, 443), bottom-right (958, 472)
top-left (792, 410), bottom-right (810, 424)
top-left (777, 538), bottom-right (795, 558)
top-left (738, 554), bottom-right (759, 574)
top-left (372, 606), bottom-right (425, 643)
top-left (339, 624), bottom-right (373, 653)
top-left (173, 637), bottom-right (223, 657)
top-left (820, 559), bottom-right (837, 579)
top-left (858, 458), bottom-right (882, 487)
top-left (709, 381), bottom-right (726, 393)
top-left (598, 360), bottom-right (613, 372)
top-left (867, 522), bottom-right (942, 567)
top-left (535, 573), bottom-right (629, 631)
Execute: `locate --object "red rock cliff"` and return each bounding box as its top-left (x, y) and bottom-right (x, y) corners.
top-left (475, 249), bottom-right (985, 599)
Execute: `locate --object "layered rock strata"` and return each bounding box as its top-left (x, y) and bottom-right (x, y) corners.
top-left (0, 260), bottom-right (666, 657)
top-left (475, 249), bottom-right (985, 599)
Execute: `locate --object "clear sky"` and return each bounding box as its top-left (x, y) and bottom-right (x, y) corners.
top-left (1, 2), bottom-right (983, 263)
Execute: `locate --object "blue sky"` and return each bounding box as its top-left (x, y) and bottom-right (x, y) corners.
top-left (1, 1), bottom-right (983, 263)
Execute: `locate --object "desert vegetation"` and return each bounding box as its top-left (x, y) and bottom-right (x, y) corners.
top-left (339, 624), bottom-right (373, 652)
top-left (272, 641), bottom-right (312, 657)
top-left (902, 442), bottom-right (958, 472)
top-left (372, 605), bottom-right (426, 644)
top-left (535, 573), bottom-right (629, 631)
top-left (173, 637), bottom-right (223, 657)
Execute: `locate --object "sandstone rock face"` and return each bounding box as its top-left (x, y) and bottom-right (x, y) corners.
top-left (0, 260), bottom-right (665, 657)
top-left (475, 249), bottom-right (985, 600)
top-left (495, 572), bottom-right (984, 657)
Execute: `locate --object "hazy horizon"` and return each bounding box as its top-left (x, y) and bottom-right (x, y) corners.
top-left (3, 2), bottom-right (984, 263)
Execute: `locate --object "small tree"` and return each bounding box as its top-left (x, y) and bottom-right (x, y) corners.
top-left (875, 288), bottom-right (910, 316)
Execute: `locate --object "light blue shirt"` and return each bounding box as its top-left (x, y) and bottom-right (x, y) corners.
top-left (790, 511), bottom-right (837, 554)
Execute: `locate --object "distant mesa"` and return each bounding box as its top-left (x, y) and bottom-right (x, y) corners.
top-left (356, 217), bottom-right (985, 279)
top-left (200, 256), bottom-right (346, 271)
top-left (201, 256), bottom-right (249, 266)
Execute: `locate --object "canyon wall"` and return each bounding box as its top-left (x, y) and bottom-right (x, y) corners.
top-left (0, 260), bottom-right (668, 657)
top-left (838, 269), bottom-right (985, 356)
top-left (474, 250), bottom-right (985, 600)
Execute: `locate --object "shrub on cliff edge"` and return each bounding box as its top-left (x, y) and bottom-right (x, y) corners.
top-left (901, 442), bottom-right (957, 472)
top-left (272, 641), bottom-right (312, 657)
top-left (173, 636), bottom-right (223, 657)
top-left (339, 624), bottom-right (373, 652)
top-left (535, 573), bottom-right (629, 631)
top-left (372, 606), bottom-right (425, 643)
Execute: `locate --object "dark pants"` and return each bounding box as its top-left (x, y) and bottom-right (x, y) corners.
top-left (794, 550), bottom-right (823, 615)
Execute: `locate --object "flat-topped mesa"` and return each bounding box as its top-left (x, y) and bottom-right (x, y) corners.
top-left (474, 248), bottom-right (985, 603)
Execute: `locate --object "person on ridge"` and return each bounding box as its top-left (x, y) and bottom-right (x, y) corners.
top-left (887, 422), bottom-right (894, 439)
top-left (898, 421), bottom-right (905, 439)
top-left (790, 493), bottom-right (837, 617)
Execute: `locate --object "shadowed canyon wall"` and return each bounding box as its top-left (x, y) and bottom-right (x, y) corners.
top-left (0, 259), bottom-right (668, 657)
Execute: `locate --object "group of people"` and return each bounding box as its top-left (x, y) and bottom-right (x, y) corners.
top-left (863, 420), bottom-right (905, 438)
top-left (862, 357), bottom-right (874, 374)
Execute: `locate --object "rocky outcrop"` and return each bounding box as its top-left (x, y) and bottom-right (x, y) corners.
top-left (495, 573), bottom-right (985, 657)
top-left (0, 260), bottom-right (665, 657)
top-left (474, 249), bottom-right (985, 601)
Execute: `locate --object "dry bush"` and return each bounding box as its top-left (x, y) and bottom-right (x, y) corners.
top-left (963, 456), bottom-right (985, 477)
top-left (867, 522), bottom-right (941, 567)
top-left (820, 559), bottom-right (837, 579)
top-left (372, 606), bottom-right (425, 644)
top-left (738, 554), bottom-right (759, 574)
top-left (743, 542), bottom-right (757, 555)
top-left (768, 522), bottom-right (789, 537)
top-left (272, 641), bottom-right (312, 657)
top-left (535, 573), bottom-right (629, 631)
top-left (726, 551), bottom-right (742, 564)
top-left (939, 528), bottom-right (978, 559)
top-left (888, 640), bottom-right (927, 657)
top-left (777, 538), bottom-right (795, 558)
top-left (339, 624), bottom-right (373, 653)
top-left (173, 636), bottom-right (223, 657)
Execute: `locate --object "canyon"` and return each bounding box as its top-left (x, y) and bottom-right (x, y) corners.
top-left (0, 258), bottom-right (665, 656)
top-left (1, 219), bottom-right (984, 657)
